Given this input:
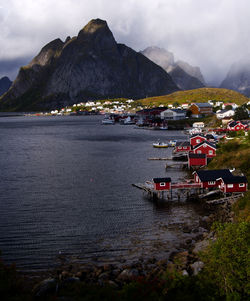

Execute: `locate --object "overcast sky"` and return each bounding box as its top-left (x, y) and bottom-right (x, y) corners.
top-left (1, 0), bottom-right (250, 85)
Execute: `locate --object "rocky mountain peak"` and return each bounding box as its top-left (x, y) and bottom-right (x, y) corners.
top-left (141, 46), bottom-right (174, 70)
top-left (175, 60), bottom-right (205, 85)
top-left (29, 38), bottom-right (64, 67)
top-left (0, 19), bottom-right (178, 111)
top-left (141, 46), bottom-right (205, 90)
top-left (220, 59), bottom-right (250, 96)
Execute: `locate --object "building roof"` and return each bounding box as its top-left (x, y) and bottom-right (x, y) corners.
top-left (205, 134), bottom-right (217, 140)
top-left (153, 177), bottom-right (171, 183)
top-left (193, 140), bottom-right (217, 150)
top-left (217, 109), bottom-right (234, 114)
top-left (176, 141), bottom-right (190, 147)
top-left (193, 103), bottom-right (212, 108)
top-left (169, 109), bottom-right (186, 114)
top-left (190, 134), bottom-right (205, 139)
top-left (189, 153), bottom-right (206, 159)
top-left (221, 176), bottom-right (248, 184)
top-left (195, 169), bottom-right (232, 181)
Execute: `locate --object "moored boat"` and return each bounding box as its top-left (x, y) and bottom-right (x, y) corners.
top-left (153, 141), bottom-right (168, 148)
top-left (102, 118), bottom-right (115, 125)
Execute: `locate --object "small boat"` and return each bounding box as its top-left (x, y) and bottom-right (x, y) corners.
top-left (168, 140), bottom-right (177, 147)
top-left (153, 141), bottom-right (168, 148)
top-left (102, 118), bottom-right (115, 125)
top-left (123, 116), bottom-right (135, 125)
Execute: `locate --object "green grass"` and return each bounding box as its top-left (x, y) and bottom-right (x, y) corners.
top-left (138, 88), bottom-right (249, 107)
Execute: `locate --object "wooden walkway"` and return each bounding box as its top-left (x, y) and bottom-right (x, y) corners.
top-left (206, 193), bottom-right (243, 205)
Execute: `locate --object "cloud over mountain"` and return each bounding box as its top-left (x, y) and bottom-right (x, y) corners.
top-left (1, 1), bottom-right (250, 85)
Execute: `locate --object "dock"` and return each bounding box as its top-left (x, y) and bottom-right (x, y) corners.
top-left (132, 181), bottom-right (203, 201)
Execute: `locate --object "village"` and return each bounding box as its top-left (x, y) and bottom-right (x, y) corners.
top-left (130, 101), bottom-right (249, 204)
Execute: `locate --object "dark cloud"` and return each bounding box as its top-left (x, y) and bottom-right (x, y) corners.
top-left (0, 57), bottom-right (31, 80)
top-left (1, 0), bottom-right (250, 85)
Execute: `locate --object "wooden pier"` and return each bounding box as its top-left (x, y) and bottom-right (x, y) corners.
top-left (132, 181), bottom-right (203, 201)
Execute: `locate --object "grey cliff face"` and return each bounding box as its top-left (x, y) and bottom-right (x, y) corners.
top-left (0, 76), bottom-right (12, 96)
top-left (141, 46), bottom-right (205, 90)
top-left (168, 65), bottom-right (205, 90)
top-left (175, 60), bottom-right (205, 85)
top-left (0, 19), bottom-right (178, 111)
top-left (220, 60), bottom-right (250, 96)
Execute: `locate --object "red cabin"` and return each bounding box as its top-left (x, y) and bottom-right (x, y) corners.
top-left (193, 169), bottom-right (233, 189)
top-left (153, 177), bottom-right (171, 190)
top-left (174, 141), bottom-right (191, 153)
top-left (193, 141), bottom-right (216, 158)
top-left (227, 121), bottom-right (248, 131)
top-left (188, 153), bottom-right (207, 169)
top-left (217, 176), bottom-right (248, 193)
top-left (190, 134), bottom-right (206, 147)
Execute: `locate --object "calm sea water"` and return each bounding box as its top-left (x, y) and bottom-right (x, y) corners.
top-left (0, 115), bottom-right (204, 271)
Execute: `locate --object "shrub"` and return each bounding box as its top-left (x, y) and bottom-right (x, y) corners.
top-left (201, 222), bottom-right (250, 300)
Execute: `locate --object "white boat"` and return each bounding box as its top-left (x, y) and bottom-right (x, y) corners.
top-left (102, 118), bottom-right (115, 125)
top-left (168, 140), bottom-right (177, 147)
top-left (123, 116), bottom-right (135, 125)
top-left (153, 141), bottom-right (168, 148)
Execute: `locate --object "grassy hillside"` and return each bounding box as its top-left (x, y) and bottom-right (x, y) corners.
top-left (139, 88), bottom-right (249, 106)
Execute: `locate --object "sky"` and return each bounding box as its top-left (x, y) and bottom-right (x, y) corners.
top-left (1, 0), bottom-right (250, 85)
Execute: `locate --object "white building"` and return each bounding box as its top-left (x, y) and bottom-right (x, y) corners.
top-left (216, 109), bottom-right (235, 119)
top-left (160, 109), bottom-right (186, 120)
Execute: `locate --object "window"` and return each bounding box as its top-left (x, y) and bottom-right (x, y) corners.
top-left (197, 150), bottom-right (202, 154)
top-left (196, 139), bottom-right (200, 143)
top-left (209, 150), bottom-right (213, 155)
top-left (227, 184), bottom-right (234, 188)
top-left (208, 181), bottom-right (215, 185)
top-left (239, 183), bottom-right (245, 187)
top-left (160, 182), bottom-right (166, 187)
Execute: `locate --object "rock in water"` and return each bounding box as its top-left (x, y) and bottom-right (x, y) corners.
top-left (0, 19), bottom-right (178, 111)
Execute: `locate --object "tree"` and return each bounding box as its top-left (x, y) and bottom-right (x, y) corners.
top-left (233, 106), bottom-right (249, 120)
top-left (225, 104), bottom-right (233, 110)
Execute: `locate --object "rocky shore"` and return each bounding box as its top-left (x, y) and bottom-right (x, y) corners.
top-left (29, 198), bottom-right (234, 299)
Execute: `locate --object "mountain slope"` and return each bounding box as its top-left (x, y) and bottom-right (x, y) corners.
top-left (0, 19), bottom-right (178, 111)
top-left (220, 60), bottom-right (250, 96)
top-left (141, 46), bottom-right (205, 90)
top-left (0, 76), bottom-right (12, 96)
top-left (139, 88), bottom-right (249, 106)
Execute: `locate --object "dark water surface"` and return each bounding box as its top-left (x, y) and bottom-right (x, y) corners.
top-left (0, 115), bottom-right (204, 271)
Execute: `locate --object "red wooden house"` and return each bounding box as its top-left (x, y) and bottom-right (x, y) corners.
top-left (188, 153), bottom-right (207, 169)
top-left (153, 177), bottom-right (171, 190)
top-left (193, 141), bottom-right (216, 158)
top-left (190, 134), bottom-right (206, 147)
top-left (217, 176), bottom-right (248, 193)
top-left (193, 169), bottom-right (233, 189)
top-left (227, 121), bottom-right (248, 131)
top-left (174, 141), bottom-right (191, 153)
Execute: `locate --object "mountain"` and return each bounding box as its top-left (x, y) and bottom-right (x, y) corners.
top-left (175, 60), bottom-right (205, 85)
top-left (141, 46), bottom-right (205, 90)
top-left (0, 19), bottom-right (178, 111)
top-left (0, 76), bottom-right (12, 96)
top-left (139, 88), bottom-right (249, 107)
top-left (220, 60), bottom-right (250, 96)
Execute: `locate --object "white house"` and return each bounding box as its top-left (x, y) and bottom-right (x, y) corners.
top-left (216, 109), bottom-right (235, 119)
top-left (160, 109), bottom-right (186, 120)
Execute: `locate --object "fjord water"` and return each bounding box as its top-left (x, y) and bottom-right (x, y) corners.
top-left (0, 116), bottom-right (204, 271)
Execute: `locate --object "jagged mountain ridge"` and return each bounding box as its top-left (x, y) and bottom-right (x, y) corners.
top-left (0, 19), bottom-right (178, 111)
top-left (141, 46), bottom-right (206, 90)
top-left (0, 76), bottom-right (12, 96)
top-left (220, 59), bottom-right (250, 96)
